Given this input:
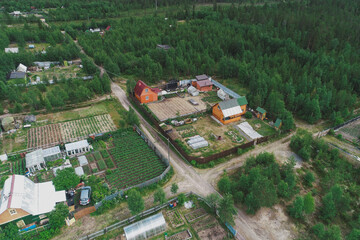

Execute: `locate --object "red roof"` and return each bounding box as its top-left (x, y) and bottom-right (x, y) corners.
top-left (106, 26), bottom-right (111, 31)
top-left (151, 88), bottom-right (161, 93)
top-left (197, 79), bottom-right (213, 87)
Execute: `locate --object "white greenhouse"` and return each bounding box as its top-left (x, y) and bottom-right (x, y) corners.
top-left (124, 213), bottom-right (167, 240)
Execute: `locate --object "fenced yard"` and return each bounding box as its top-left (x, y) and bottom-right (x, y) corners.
top-left (147, 94), bottom-right (208, 121)
top-left (106, 129), bottom-right (167, 189)
top-left (27, 114), bottom-right (117, 148)
top-left (337, 118), bottom-right (360, 143)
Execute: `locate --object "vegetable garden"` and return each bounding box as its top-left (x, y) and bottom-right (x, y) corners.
top-left (106, 129), bottom-right (167, 189)
top-left (27, 114), bottom-right (117, 148)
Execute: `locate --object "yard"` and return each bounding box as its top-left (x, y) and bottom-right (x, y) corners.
top-left (28, 64), bottom-right (85, 83)
top-left (147, 94), bottom-right (208, 121)
top-left (336, 118), bottom-right (360, 143)
top-left (106, 129), bottom-right (168, 189)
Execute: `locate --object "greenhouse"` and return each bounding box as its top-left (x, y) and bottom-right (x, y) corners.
top-left (124, 213), bottom-right (167, 240)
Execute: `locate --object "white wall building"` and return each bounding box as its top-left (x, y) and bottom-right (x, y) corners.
top-left (65, 140), bottom-right (90, 156)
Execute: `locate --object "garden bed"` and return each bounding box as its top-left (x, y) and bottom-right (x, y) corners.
top-left (166, 210), bottom-right (185, 228)
top-left (184, 208), bottom-right (207, 222)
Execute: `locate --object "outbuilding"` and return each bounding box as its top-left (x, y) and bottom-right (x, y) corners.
top-left (4, 48), bottom-right (19, 54)
top-left (256, 107), bottom-right (267, 120)
top-left (193, 75), bottom-right (213, 92)
top-left (274, 118), bottom-right (282, 130)
top-left (42, 146), bottom-right (62, 162)
top-left (65, 140), bottom-right (90, 156)
top-left (25, 149), bottom-right (46, 173)
top-left (124, 212), bottom-right (167, 240)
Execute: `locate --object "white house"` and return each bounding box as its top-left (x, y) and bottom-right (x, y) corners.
top-left (0, 175), bottom-right (66, 225)
top-left (65, 140), bottom-right (90, 156)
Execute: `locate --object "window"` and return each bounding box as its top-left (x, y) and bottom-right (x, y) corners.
top-left (145, 96), bottom-right (149, 100)
top-left (145, 89), bottom-right (149, 93)
top-left (9, 209), bottom-right (17, 215)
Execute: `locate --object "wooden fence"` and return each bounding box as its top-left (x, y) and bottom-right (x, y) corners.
top-left (130, 94), bottom-right (274, 164)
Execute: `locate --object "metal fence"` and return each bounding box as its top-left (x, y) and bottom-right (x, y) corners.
top-left (211, 79), bottom-right (241, 99)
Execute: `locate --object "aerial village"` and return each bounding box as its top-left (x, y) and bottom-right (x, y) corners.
top-left (0, 1), bottom-right (359, 240)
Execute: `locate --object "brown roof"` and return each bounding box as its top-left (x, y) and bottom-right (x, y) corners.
top-left (197, 79), bottom-right (213, 87)
top-left (196, 74), bottom-right (209, 81)
top-left (134, 80), bottom-right (149, 96)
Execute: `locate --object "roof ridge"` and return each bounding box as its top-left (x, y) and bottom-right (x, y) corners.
top-left (7, 175), bottom-right (16, 209)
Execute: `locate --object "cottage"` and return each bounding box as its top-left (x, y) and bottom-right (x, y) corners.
top-left (4, 48), bottom-right (19, 54)
top-left (134, 80), bottom-right (160, 104)
top-left (212, 97), bottom-right (248, 125)
top-left (256, 107), bottom-right (267, 120)
top-left (17, 64), bottom-right (27, 73)
top-left (65, 140), bottom-right (90, 156)
top-left (0, 175), bottom-right (66, 225)
top-left (274, 118), bottom-right (282, 130)
top-left (25, 149), bottom-right (46, 173)
top-left (193, 75), bottom-right (213, 92)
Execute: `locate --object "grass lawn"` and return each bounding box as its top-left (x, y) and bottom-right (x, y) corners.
top-left (97, 160), bottom-right (106, 171)
top-left (25, 42), bottom-right (50, 52)
top-left (104, 158), bottom-right (115, 168)
top-left (94, 152), bottom-right (102, 161)
top-left (247, 118), bottom-right (277, 136)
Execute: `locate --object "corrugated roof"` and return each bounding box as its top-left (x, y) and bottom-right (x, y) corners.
top-left (237, 96), bottom-right (248, 106)
top-left (25, 149), bottom-right (45, 168)
top-left (197, 80), bottom-right (213, 87)
top-left (9, 71), bottom-right (26, 79)
top-left (195, 74), bottom-right (209, 81)
top-left (256, 107), bottom-right (266, 114)
top-left (237, 122), bottom-right (263, 140)
top-left (65, 140), bottom-right (89, 152)
top-left (0, 175), bottom-right (66, 219)
top-left (219, 99), bottom-right (239, 110)
top-left (124, 213), bottom-right (166, 240)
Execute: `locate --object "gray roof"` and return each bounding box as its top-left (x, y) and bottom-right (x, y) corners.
top-left (65, 140), bottom-right (89, 152)
top-left (25, 149), bottom-right (45, 168)
top-left (196, 74), bottom-right (209, 81)
top-left (219, 99), bottom-right (239, 110)
top-left (42, 146), bottom-right (61, 158)
top-left (9, 72), bottom-right (26, 79)
top-left (78, 155), bottom-right (88, 166)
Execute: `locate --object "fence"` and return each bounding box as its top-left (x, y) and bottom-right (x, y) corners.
top-left (80, 193), bottom-right (191, 240)
top-left (94, 125), bottom-right (171, 210)
top-left (130, 94), bottom-right (274, 164)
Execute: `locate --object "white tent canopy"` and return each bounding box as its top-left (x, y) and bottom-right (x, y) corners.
top-left (17, 63), bottom-right (27, 73)
top-left (237, 122), bottom-right (263, 140)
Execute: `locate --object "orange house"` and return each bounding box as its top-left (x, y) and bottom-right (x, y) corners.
top-left (193, 75), bottom-right (213, 92)
top-left (134, 80), bottom-right (160, 104)
top-left (212, 97), bottom-right (248, 125)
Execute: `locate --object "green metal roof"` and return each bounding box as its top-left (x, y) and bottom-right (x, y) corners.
top-left (274, 118), bottom-right (282, 128)
top-left (256, 107), bottom-right (266, 114)
top-left (237, 96), bottom-right (248, 106)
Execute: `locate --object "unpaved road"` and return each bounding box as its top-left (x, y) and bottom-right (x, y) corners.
top-left (111, 82), bottom-right (296, 240)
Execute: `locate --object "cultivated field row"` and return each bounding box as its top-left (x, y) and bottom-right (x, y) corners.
top-left (27, 114), bottom-right (117, 148)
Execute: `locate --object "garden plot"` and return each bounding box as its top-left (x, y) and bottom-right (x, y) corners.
top-left (147, 95), bottom-right (207, 121)
top-left (337, 119), bottom-right (360, 142)
top-left (27, 124), bottom-right (62, 148)
top-left (167, 230), bottom-right (192, 240)
top-left (184, 208), bottom-right (207, 222)
top-left (191, 215), bottom-right (227, 240)
top-left (27, 114), bottom-right (116, 148)
top-left (60, 114), bottom-right (116, 142)
top-left (167, 210), bottom-right (185, 228)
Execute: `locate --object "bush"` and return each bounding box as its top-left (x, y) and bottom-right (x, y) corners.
top-left (336, 134), bottom-right (343, 140)
top-left (244, 111), bottom-right (252, 119)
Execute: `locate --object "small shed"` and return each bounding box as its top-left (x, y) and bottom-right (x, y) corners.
top-left (187, 86), bottom-right (199, 96)
top-left (165, 79), bottom-right (178, 91)
top-left (1, 117), bottom-right (15, 131)
top-left (42, 146), bottom-right (62, 162)
top-left (17, 64), bottom-right (27, 73)
top-left (28, 45), bottom-right (35, 49)
top-left (217, 89), bottom-right (228, 101)
top-left (78, 155), bottom-right (88, 166)
top-left (124, 213), bottom-right (167, 240)
top-left (256, 107), bottom-right (267, 120)
top-left (26, 149), bottom-right (46, 172)
top-left (65, 140), bottom-right (90, 156)
top-left (24, 115), bottom-right (36, 123)
top-left (274, 118), bottom-right (282, 130)
top-left (74, 167), bottom-right (84, 176)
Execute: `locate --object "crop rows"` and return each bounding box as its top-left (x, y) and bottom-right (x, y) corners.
top-left (11, 159), bottom-right (26, 175)
top-left (106, 129), bottom-right (166, 189)
top-left (27, 114), bottom-right (116, 148)
top-left (27, 124), bottom-right (62, 148)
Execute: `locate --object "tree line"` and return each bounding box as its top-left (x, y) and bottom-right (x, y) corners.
top-left (77, 0), bottom-right (359, 125)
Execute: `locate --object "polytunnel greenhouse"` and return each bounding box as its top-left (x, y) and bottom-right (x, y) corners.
top-left (124, 212), bottom-right (167, 240)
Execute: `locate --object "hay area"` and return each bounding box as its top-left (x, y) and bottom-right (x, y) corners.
top-left (147, 95), bottom-right (207, 121)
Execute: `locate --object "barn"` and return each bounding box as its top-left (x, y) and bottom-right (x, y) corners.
top-left (212, 97), bottom-right (248, 125)
top-left (134, 80), bottom-right (160, 104)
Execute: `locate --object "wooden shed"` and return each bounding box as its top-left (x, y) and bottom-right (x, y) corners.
top-left (256, 107), bottom-right (267, 120)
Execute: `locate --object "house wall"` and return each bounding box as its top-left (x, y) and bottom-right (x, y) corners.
top-left (195, 83), bottom-right (212, 92)
top-left (256, 112), bottom-right (266, 120)
top-left (212, 104), bottom-right (242, 125)
top-left (135, 88), bottom-right (158, 104)
top-left (240, 105), bottom-right (247, 115)
top-left (0, 208), bottom-right (30, 225)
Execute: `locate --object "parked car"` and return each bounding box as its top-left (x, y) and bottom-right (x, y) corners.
top-left (79, 186), bottom-right (91, 205)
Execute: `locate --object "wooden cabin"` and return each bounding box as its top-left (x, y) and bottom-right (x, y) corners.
top-left (256, 107), bottom-right (267, 120)
top-left (212, 97), bottom-right (248, 125)
top-left (134, 80), bottom-right (160, 104)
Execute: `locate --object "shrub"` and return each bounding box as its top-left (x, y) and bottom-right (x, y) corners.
top-left (244, 111), bottom-right (252, 119)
